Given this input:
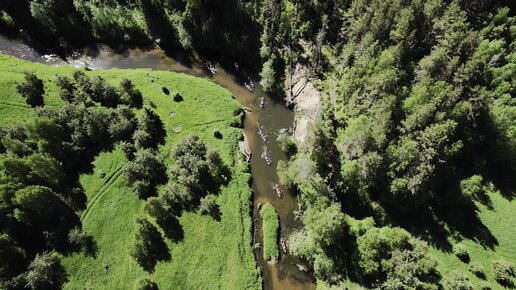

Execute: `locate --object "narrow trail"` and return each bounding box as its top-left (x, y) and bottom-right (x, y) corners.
top-left (81, 167), bottom-right (123, 221)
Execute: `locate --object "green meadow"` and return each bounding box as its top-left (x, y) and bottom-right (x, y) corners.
top-left (0, 53), bottom-right (260, 289)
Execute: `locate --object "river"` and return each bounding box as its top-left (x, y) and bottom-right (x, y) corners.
top-left (0, 35), bottom-right (316, 290)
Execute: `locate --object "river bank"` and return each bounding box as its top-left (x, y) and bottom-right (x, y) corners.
top-left (0, 35), bottom-right (315, 289)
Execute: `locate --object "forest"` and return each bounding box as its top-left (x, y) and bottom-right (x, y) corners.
top-left (0, 0), bottom-right (514, 289)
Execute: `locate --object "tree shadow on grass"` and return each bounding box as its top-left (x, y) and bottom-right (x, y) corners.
top-left (135, 229), bottom-right (171, 273)
top-left (386, 205), bottom-right (453, 252)
top-left (434, 201), bottom-right (498, 250)
top-left (83, 236), bottom-right (98, 258)
top-left (156, 213), bottom-right (184, 242)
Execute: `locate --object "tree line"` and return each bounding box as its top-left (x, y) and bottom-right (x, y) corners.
top-left (1, 70), bottom-right (147, 288)
top-left (0, 0), bottom-right (259, 66)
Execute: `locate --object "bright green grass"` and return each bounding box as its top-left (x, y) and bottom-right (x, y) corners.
top-left (260, 203), bottom-right (279, 261)
top-left (0, 53), bottom-right (260, 289)
top-left (428, 185), bottom-right (516, 289)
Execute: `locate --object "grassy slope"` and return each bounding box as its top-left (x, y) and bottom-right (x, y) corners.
top-left (429, 186), bottom-right (516, 289)
top-left (260, 203), bottom-right (279, 261)
top-left (0, 53), bottom-right (260, 289)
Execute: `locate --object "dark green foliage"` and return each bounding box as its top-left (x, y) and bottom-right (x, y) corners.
top-left (198, 194), bottom-right (220, 220)
top-left (109, 106), bottom-right (137, 142)
top-left (89, 76), bottom-right (121, 108)
top-left (12, 186), bottom-right (77, 237)
top-left (492, 259), bottom-right (514, 286)
top-left (357, 226), bottom-right (437, 285)
top-left (120, 141), bottom-right (136, 161)
top-left (460, 175), bottom-right (484, 200)
top-left (169, 135), bottom-right (227, 208)
top-left (56, 75), bottom-right (79, 104)
top-left (29, 0), bottom-right (91, 42)
top-left (445, 271), bottom-right (473, 290)
top-left (133, 108), bottom-right (166, 150)
top-left (16, 72), bottom-right (44, 107)
top-left (469, 262), bottom-right (486, 279)
top-left (454, 243), bottom-right (470, 263)
top-left (132, 217), bottom-right (170, 272)
top-left (278, 1), bottom-right (516, 287)
top-left (276, 128), bottom-right (297, 157)
top-left (124, 149), bottom-right (167, 199)
top-left (2, 153), bottom-right (64, 191)
top-left (121, 79), bottom-right (143, 108)
top-left (0, 234), bottom-right (25, 284)
top-left (24, 252), bottom-right (67, 290)
top-left (0, 72), bottom-right (154, 287)
top-left (1, 123), bottom-right (32, 156)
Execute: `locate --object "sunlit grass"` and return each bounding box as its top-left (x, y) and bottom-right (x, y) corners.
top-left (0, 53), bottom-right (260, 289)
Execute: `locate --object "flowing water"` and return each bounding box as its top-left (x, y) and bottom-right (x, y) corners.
top-left (0, 35), bottom-right (316, 290)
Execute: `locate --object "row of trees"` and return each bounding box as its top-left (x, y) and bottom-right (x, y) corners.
top-left (1, 70), bottom-right (152, 288)
top-left (0, 0), bottom-right (259, 64)
top-left (130, 135), bottom-right (228, 271)
top-left (278, 0), bottom-right (515, 288)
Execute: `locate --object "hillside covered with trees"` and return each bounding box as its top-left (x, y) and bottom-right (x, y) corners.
top-left (0, 0), bottom-right (514, 289)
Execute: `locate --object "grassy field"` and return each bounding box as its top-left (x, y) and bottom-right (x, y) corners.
top-left (260, 203), bottom-right (279, 261)
top-left (0, 53), bottom-right (261, 289)
top-left (428, 185), bottom-right (516, 289)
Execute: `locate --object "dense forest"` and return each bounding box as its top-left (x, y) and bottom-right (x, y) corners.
top-left (0, 0), bottom-right (515, 289)
top-left (275, 0), bottom-right (515, 288)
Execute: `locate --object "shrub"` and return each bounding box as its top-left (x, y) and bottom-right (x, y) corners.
top-left (492, 259), bottom-right (514, 285)
top-left (120, 141), bottom-right (136, 161)
top-left (213, 129), bottom-right (223, 139)
top-left (170, 135), bottom-right (227, 207)
top-left (277, 128), bottom-right (297, 156)
top-left (68, 227), bottom-right (87, 247)
top-left (56, 76), bottom-right (73, 103)
top-left (454, 243), bottom-right (470, 263)
top-left (89, 76), bottom-right (121, 107)
top-left (479, 281), bottom-right (491, 290)
top-left (16, 72), bottom-right (44, 107)
top-left (469, 262), bottom-right (485, 278)
top-left (460, 175), bottom-right (484, 200)
top-left (198, 194), bottom-right (218, 217)
top-left (133, 278), bottom-right (158, 290)
top-left (173, 93), bottom-right (183, 102)
top-left (445, 271), bottom-right (473, 290)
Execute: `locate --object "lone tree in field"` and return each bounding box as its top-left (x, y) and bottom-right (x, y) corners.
top-left (16, 73), bottom-right (44, 107)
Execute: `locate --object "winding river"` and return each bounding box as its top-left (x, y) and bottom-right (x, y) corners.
top-left (0, 35), bottom-right (315, 290)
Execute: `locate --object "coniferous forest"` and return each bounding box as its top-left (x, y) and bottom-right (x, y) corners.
top-left (0, 0), bottom-right (514, 289)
